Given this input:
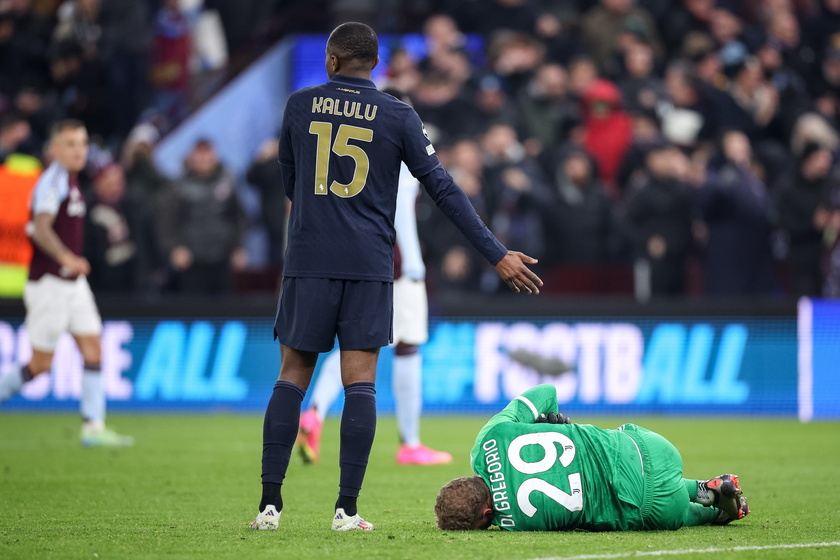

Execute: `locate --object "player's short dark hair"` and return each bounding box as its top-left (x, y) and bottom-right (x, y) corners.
top-left (435, 477), bottom-right (490, 531)
top-left (49, 119), bottom-right (86, 140)
top-left (327, 22), bottom-right (379, 66)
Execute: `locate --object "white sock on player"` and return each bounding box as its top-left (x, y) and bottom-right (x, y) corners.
top-left (0, 366), bottom-right (25, 402)
top-left (308, 350), bottom-right (344, 419)
top-left (393, 353), bottom-right (422, 447)
top-left (81, 366), bottom-right (106, 426)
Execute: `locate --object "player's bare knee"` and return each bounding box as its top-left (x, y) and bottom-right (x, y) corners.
top-left (75, 336), bottom-right (101, 365)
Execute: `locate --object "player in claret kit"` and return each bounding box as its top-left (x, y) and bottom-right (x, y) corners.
top-left (435, 384), bottom-right (749, 531)
top-left (252, 22), bottom-right (542, 533)
top-left (0, 120), bottom-right (133, 448)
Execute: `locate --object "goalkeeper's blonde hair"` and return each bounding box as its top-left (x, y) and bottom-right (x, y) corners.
top-left (434, 476), bottom-right (490, 530)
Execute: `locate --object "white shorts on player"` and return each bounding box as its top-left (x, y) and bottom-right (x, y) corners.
top-left (24, 274), bottom-right (102, 352)
top-left (392, 276), bottom-right (428, 346)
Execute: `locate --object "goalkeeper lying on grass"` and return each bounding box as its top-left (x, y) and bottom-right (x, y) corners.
top-left (435, 384), bottom-right (750, 531)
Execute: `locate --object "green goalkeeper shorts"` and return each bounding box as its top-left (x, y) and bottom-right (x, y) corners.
top-left (617, 423), bottom-right (690, 531)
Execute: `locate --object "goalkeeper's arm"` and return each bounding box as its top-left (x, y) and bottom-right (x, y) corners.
top-left (480, 384), bottom-right (569, 431)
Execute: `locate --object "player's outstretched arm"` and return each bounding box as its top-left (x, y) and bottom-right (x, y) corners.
top-left (495, 251), bottom-right (543, 294)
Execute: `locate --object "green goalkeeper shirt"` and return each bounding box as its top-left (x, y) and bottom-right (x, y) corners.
top-left (470, 384), bottom-right (646, 532)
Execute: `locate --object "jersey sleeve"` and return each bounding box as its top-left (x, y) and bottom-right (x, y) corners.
top-left (399, 108), bottom-right (441, 179)
top-left (487, 384), bottom-right (560, 427)
top-left (277, 101), bottom-right (296, 201)
top-left (470, 384), bottom-right (560, 469)
top-left (30, 164), bottom-right (69, 216)
top-left (394, 163), bottom-right (424, 280)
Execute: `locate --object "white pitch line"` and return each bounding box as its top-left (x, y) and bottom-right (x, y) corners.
top-left (521, 541), bottom-right (840, 560)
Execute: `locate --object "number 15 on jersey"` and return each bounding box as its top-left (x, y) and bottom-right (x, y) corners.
top-left (309, 121), bottom-right (373, 198)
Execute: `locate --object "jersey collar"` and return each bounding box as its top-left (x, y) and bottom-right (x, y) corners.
top-left (331, 75), bottom-right (376, 89)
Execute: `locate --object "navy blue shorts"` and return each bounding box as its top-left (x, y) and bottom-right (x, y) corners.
top-left (274, 277), bottom-right (393, 352)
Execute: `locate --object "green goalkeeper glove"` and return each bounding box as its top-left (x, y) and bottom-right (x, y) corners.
top-left (535, 412), bottom-right (571, 424)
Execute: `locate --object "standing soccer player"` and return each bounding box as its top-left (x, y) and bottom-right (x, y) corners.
top-left (298, 161), bottom-right (452, 466)
top-left (0, 120), bottom-right (133, 448)
top-left (252, 22), bottom-right (542, 532)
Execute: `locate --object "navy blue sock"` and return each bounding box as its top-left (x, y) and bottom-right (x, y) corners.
top-left (260, 380), bottom-right (305, 511)
top-left (337, 382), bottom-right (376, 516)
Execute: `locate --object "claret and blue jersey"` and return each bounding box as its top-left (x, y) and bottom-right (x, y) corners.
top-left (278, 74), bottom-right (441, 282)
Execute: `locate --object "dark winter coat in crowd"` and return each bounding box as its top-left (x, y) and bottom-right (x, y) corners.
top-left (544, 169), bottom-right (615, 266)
top-left (84, 191), bottom-right (159, 294)
top-left (416, 186), bottom-right (488, 294)
top-left (156, 164), bottom-right (247, 266)
top-left (449, 0), bottom-right (543, 37)
top-left (412, 88), bottom-right (484, 145)
top-left (516, 85), bottom-right (580, 152)
top-left (618, 75), bottom-right (668, 114)
top-left (246, 156), bottom-right (286, 266)
top-left (777, 167), bottom-right (834, 297)
top-left (698, 161), bottom-right (777, 295)
top-left (623, 176), bottom-right (694, 295)
top-left (483, 158), bottom-right (554, 264)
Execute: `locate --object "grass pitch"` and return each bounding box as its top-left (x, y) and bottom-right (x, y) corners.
top-left (1, 413), bottom-right (838, 560)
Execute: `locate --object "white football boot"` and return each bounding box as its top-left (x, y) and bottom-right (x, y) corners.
top-left (331, 508), bottom-right (374, 531)
top-left (250, 505), bottom-right (280, 530)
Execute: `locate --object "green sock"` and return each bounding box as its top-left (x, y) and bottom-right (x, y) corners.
top-left (683, 478), bottom-right (699, 502)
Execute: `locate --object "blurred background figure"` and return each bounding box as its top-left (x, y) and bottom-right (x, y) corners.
top-left (516, 62), bottom-right (580, 162)
top-left (2, 0), bottom-right (840, 300)
top-left (698, 130), bottom-right (777, 296)
top-left (246, 138), bottom-right (286, 269)
top-left (623, 143), bottom-right (694, 298)
top-left (544, 149), bottom-right (615, 269)
top-left (150, 0), bottom-right (191, 126)
top-left (481, 122), bottom-right (553, 288)
top-left (419, 139), bottom-right (488, 294)
top-left (579, 79), bottom-right (633, 197)
top-left (776, 143), bottom-right (837, 297)
top-left (84, 163), bottom-right (159, 294)
top-left (0, 112), bottom-right (32, 161)
top-left (156, 139), bottom-right (248, 294)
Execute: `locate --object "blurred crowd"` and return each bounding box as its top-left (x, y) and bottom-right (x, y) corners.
top-left (395, 0), bottom-right (840, 300)
top-left (0, 0), bottom-right (281, 295)
top-left (0, 0), bottom-right (284, 149)
top-left (4, 0), bottom-right (840, 300)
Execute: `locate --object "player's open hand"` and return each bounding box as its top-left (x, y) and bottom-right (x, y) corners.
top-left (495, 251), bottom-right (543, 294)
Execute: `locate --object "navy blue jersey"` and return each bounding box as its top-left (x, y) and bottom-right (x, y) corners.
top-left (279, 74), bottom-right (506, 282)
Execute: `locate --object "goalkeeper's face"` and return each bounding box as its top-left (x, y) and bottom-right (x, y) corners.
top-left (435, 477), bottom-right (494, 531)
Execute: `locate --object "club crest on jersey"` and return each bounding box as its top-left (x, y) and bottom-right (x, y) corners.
top-left (67, 187), bottom-right (86, 217)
